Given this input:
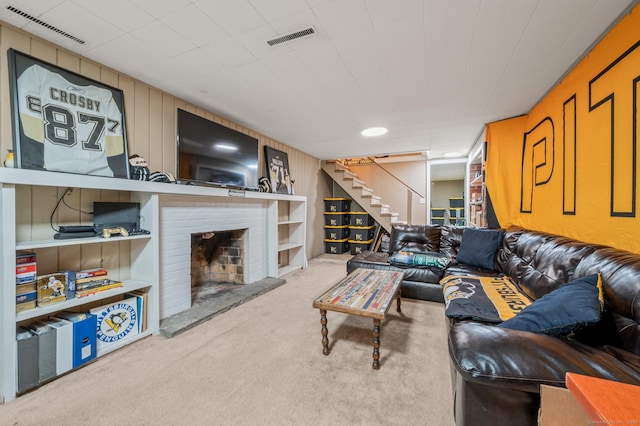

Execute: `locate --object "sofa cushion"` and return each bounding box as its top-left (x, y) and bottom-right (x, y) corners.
top-left (449, 321), bottom-right (640, 392)
top-left (497, 273), bottom-right (603, 336)
top-left (498, 227), bottom-right (599, 300)
top-left (389, 224), bottom-right (440, 254)
top-left (439, 225), bottom-right (464, 259)
top-left (456, 228), bottom-right (504, 270)
top-left (389, 250), bottom-right (450, 269)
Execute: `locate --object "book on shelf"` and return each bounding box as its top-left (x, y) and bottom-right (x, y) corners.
top-left (76, 278), bottom-right (116, 290)
top-left (75, 268), bottom-right (108, 280)
top-left (125, 289), bottom-right (148, 333)
top-left (76, 275), bottom-right (110, 285)
top-left (16, 250), bottom-right (36, 265)
top-left (76, 280), bottom-right (123, 297)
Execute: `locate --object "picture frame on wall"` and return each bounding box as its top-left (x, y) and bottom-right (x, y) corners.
top-left (264, 146), bottom-right (292, 194)
top-left (7, 49), bottom-right (130, 179)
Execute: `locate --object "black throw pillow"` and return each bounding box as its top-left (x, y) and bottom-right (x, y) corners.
top-left (497, 274), bottom-right (603, 337)
top-left (456, 228), bottom-right (504, 270)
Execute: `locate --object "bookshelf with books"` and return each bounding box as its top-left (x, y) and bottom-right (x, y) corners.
top-left (0, 169), bottom-right (159, 402)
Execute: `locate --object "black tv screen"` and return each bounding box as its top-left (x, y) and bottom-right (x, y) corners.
top-left (176, 109), bottom-right (259, 189)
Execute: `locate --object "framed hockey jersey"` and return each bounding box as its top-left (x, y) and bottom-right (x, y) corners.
top-left (7, 49), bottom-right (129, 178)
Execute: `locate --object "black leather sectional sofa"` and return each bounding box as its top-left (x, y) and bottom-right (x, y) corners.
top-left (346, 224), bottom-right (640, 426)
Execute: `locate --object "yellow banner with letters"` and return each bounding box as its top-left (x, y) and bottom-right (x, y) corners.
top-left (485, 3), bottom-right (640, 253)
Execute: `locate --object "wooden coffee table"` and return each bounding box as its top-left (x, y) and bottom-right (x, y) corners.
top-left (312, 268), bottom-right (405, 369)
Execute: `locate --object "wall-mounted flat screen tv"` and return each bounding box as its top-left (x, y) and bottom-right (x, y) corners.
top-left (176, 109), bottom-right (259, 189)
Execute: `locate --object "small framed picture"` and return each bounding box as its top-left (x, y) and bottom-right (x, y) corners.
top-left (264, 146), bottom-right (292, 194)
top-left (7, 49), bottom-right (130, 178)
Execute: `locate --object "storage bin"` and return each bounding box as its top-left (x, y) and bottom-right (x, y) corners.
top-left (449, 197), bottom-right (464, 208)
top-left (324, 238), bottom-right (349, 254)
top-left (350, 212), bottom-right (373, 226)
top-left (349, 225), bottom-right (375, 241)
top-left (324, 212), bottom-right (350, 226)
top-left (28, 322), bottom-right (56, 384)
top-left (324, 225), bottom-right (349, 240)
top-left (431, 207), bottom-right (446, 217)
top-left (349, 239), bottom-right (373, 255)
top-left (449, 207), bottom-right (465, 218)
top-left (54, 312), bottom-right (97, 368)
top-left (16, 326), bottom-right (38, 393)
top-left (323, 197), bottom-right (351, 212)
top-left (431, 218), bottom-right (445, 226)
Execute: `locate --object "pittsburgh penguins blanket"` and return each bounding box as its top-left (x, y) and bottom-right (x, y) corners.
top-left (440, 275), bottom-right (532, 322)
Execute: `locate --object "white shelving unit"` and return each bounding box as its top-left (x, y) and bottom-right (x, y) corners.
top-left (467, 143), bottom-right (486, 228)
top-left (277, 198), bottom-right (307, 277)
top-left (1, 168), bottom-right (160, 403)
top-left (0, 167), bottom-right (306, 403)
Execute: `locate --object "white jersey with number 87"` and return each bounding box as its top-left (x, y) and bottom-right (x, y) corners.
top-left (17, 64), bottom-right (124, 177)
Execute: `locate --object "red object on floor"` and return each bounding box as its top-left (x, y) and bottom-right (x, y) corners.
top-left (566, 372), bottom-right (640, 423)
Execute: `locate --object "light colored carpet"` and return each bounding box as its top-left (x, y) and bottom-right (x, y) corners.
top-left (1, 254), bottom-right (454, 426)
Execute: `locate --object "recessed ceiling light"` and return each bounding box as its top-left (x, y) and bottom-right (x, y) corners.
top-left (444, 152), bottom-right (462, 158)
top-left (361, 127), bottom-right (388, 137)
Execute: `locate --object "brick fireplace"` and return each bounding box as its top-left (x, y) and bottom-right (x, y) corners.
top-left (191, 229), bottom-right (246, 288)
top-left (158, 194), bottom-right (271, 319)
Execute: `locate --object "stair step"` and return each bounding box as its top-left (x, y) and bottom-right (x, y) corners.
top-left (352, 178), bottom-right (365, 189)
top-left (334, 161), bottom-right (350, 172)
top-left (381, 212), bottom-right (399, 218)
top-left (342, 169), bottom-right (358, 180)
top-left (361, 187), bottom-right (374, 198)
top-left (392, 219), bottom-right (407, 225)
top-left (380, 205), bottom-right (390, 214)
top-left (369, 196), bottom-right (382, 206)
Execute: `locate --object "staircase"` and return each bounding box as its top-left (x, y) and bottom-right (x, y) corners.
top-left (321, 160), bottom-right (407, 233)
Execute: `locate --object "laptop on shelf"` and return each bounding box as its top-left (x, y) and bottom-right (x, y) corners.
top-left (93, 202), bottom-right (148, 234)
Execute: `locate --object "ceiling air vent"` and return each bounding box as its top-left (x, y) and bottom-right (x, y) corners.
top-left (267, 27), bottom-right (316, 47)
top-left (6, 6), bottom-right (85, 45)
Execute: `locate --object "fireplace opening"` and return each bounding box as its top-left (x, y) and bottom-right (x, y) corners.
top-left (191, 229), bottom-right (246, 305)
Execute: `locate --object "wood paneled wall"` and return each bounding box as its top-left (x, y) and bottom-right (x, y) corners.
top-left (0, 22), bottom-right (330, 259)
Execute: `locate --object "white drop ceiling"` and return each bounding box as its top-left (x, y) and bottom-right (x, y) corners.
top-left (0, 0), bottom-right (637, 160)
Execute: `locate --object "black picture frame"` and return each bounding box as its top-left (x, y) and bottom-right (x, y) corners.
top-left (264, 146), bottom-right (292, 194)
top-left (7, 49), bottom-right (129, 178)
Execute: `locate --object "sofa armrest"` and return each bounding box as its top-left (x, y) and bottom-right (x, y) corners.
top-left (448, 322), bottom-right (640, 393)
top-left (346, 250), bottom-right (445, 285)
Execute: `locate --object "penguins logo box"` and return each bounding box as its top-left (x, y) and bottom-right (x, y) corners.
top-left (90, 297), bottom-right (139, 355)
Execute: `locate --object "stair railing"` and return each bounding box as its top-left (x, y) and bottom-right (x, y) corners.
top-left (368, 158), bottom-right (425, 224)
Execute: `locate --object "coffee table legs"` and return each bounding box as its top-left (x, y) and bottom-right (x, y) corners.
top-left (320, 309), bottom-right (330, 355)
top-left (372, 319), bottom-right (381, 370)
top-left (317, 311), bottom-right (388, 370)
